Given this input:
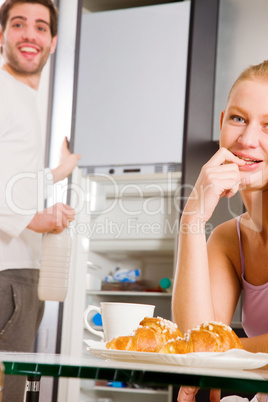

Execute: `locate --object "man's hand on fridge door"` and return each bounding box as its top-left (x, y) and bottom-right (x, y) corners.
top-left (51, 137), bottom-right (81, 183)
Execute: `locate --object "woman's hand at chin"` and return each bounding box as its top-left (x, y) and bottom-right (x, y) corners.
top-left (183, 147), bottom-right (245, 224)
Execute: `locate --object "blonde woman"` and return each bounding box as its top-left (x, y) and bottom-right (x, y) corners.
top-left (173, 60), bottom-right (268, 402)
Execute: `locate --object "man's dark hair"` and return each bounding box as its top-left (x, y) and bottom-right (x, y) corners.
top-left (0, 0), bottom-right (58, 37)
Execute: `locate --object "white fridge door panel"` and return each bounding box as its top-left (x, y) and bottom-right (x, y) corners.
top-left (74, 2), bottom-right (190, 167)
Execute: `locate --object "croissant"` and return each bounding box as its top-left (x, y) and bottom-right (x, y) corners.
top-left (159, 321), bottom-right (243, 354)
top-left (106, 316), bottom-right (183, 352)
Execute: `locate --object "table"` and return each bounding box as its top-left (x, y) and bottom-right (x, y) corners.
top-left (1, 351), bottom-right (268, 401)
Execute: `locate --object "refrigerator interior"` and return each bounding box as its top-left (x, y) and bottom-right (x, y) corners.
top-left (56, 169), bottom-right (181, 402)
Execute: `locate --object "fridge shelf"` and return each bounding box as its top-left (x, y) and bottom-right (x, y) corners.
top-left (86, 290), bottom-right (172, 297)
top-left (90, 239), bottom-right (175, 254)
top-left (93, 385), bottom-right (169, 395)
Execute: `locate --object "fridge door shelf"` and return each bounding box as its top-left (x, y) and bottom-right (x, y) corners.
top-left (86, 290), bottom-right (172, 297)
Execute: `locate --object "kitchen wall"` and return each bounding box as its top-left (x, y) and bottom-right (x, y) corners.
top-left (209, 0), bottom-right (268, 229)
top-left (213, 0), bottom-right (268, 141)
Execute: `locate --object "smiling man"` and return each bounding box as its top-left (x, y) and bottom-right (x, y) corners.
top-left (0, 1), bottom-right (80, 401)
top-left (0, 0), bottom-right (57, 88)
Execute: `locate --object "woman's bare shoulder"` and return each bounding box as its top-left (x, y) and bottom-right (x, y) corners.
top-left (210, 217), bottom-right (239, 240)
top-left (208, 216), bottom-right (242, 273)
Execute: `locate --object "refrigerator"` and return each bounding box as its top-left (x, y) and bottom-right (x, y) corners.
top-left (36, 2), bottom-right (190, 401)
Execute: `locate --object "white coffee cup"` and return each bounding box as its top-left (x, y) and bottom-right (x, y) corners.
top-left (83, 302), bottom-right (155, 341)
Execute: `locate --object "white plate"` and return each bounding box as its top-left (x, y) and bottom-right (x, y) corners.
top-left (84, 340), bottom-right (268, 370)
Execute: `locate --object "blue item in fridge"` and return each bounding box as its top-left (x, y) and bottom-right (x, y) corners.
top-left (113, 268), bottom-right (140, 283)
top-left (107, 381), bottom-right (127, 388)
